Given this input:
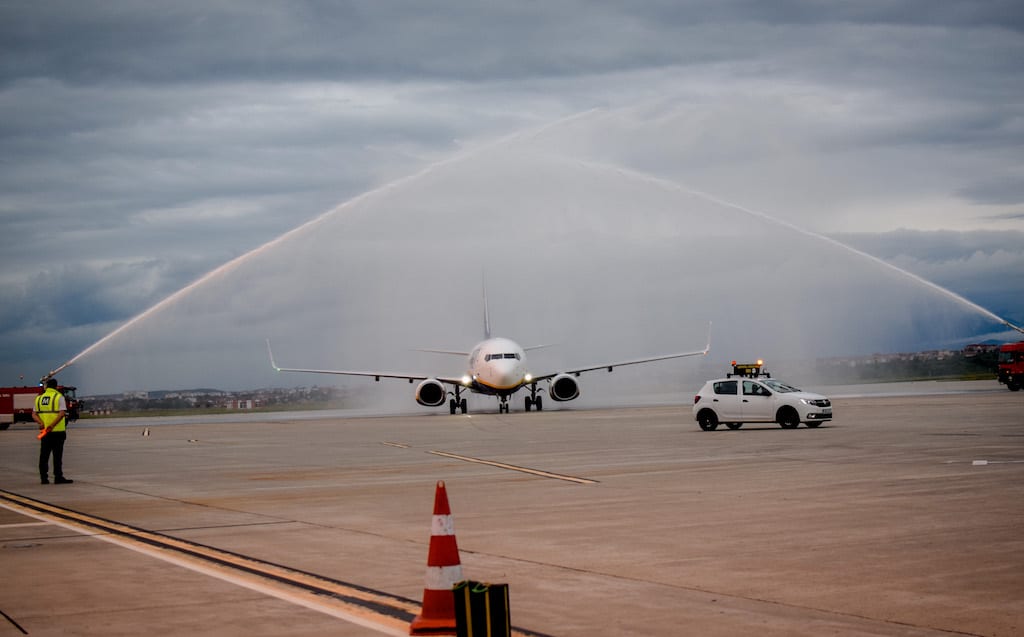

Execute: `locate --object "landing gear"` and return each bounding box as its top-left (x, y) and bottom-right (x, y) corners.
top-left (449, 388), bottom-right (468, 415)
top-left (524, 384), bottom-right (543, 412)
top-left (498, 397), bottom-right (510, 414)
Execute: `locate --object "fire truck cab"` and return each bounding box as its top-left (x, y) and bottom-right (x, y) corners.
top-left (997, 342), bottom-right (1024, 392)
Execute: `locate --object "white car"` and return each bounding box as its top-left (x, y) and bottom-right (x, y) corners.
top-left (692, 377), bottom-right (832, 430)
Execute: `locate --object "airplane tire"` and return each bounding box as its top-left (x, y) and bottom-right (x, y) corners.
top-left (525, 397), bottom-right (532, 412)
top-left (449, 399), bottom-right (457, 415)
top-left (535, 396), bottom-right (543, 412)
top-left (460, 398), bottom-right (467, 413)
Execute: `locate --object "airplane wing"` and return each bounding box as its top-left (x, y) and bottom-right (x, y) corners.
top-left (267, 341), bottom-right (464, 385)
top-left (414, 348), bottom-right (470, 356)
top-left (530, 322), bottom-right (712, 381)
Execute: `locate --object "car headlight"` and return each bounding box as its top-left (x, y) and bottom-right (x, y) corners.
top-left (800, 398), bottom-right (830, 407)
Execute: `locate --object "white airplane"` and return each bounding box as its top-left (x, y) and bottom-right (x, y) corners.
top-left (267, 297), bottom-right (710, 414)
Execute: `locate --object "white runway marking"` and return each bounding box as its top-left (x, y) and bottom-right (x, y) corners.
top-left (428, 450), bottom-right (598, 484)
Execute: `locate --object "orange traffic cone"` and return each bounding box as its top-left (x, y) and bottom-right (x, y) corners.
top-left (410, 480), bottom-right (464, 635)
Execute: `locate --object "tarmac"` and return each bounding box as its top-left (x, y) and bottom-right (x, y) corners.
top-left (1, 386), bottom-right (1022, 636)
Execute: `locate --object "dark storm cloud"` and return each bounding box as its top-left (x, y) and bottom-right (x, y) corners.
top-left (985, 211), bottom-right (1024, 220)
top-left (0, 2), bottom-right (672, 84)
top-left (4, 1), bottom-right (1021, 86)
top-left (0, 257), bottom-right (219, 333)
top-left (958, 176), bottom-right (1024, 205)
top-left (832, 229), bottom-right (1024, 322)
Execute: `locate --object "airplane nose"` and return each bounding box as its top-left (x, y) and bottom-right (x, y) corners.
top-left (492, 360), bottom-right (522, 388)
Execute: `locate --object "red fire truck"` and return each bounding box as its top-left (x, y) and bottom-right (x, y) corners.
top-left (997, 342), bottom-right (1024, 392)
top-left (0, 384), bottom-right (82, 430)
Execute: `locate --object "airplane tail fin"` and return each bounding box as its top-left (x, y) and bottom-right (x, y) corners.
top-left (482, 275), bottom-right (492, 339)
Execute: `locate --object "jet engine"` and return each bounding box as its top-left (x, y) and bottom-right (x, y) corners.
top-left (415, 378), bottom-right (447, 407)
top-left (548, 373), bottom-right (580, 402)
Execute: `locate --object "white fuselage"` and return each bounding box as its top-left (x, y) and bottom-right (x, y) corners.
top-left (467, 337), bottom-right (530, 396)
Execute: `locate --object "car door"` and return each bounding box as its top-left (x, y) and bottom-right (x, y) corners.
top-left (741, 380), bottom-right (775, 422)
top-left (711, 380), bottom-right (742, 420)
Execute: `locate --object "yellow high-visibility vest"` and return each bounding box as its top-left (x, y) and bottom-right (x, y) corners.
top-left (34, 388), bottom-right (67, 432)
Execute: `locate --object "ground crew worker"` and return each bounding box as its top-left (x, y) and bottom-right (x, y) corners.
top-left (33, 378), bottom-right (73, 484)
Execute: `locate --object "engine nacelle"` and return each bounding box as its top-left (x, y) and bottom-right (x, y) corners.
top-left (548, 373), bottom-right (580, 402)
top-left (415, 378), bottom-right (447, 407)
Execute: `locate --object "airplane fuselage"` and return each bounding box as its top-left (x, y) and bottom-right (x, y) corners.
top-left (467, 337), bottom-right (531, 397)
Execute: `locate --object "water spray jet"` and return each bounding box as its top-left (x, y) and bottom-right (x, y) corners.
top-left (37, 110), bottom-right (608, 386)
top-left (574, 158), bottom-right (1024, 338)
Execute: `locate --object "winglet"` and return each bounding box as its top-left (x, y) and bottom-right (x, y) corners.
top-left (266, 339), bottom-right (281, 372)
top-left (703, 321), bottom-right (713, 355)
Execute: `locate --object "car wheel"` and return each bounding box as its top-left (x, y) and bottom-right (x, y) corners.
top-left (805, 421), bottom-right (822, 428)
top-left (726, 422), bottom-right (743, 430)
top-left (697, 410), bottom-right (719, 431)
top-left (1008, 382), bottom-right (1021, 392)
top-left (777, 407), bottom-right (800, 429)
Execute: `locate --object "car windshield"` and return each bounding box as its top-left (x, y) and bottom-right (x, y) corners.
top-left (762, 379), bottom-right (800, 393)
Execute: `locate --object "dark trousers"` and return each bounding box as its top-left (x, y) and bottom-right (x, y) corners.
top-left (39, 431), bottom-right (67, 480)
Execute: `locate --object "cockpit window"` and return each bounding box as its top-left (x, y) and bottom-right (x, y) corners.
top-left (504, 353), bottom-right (519, 359)
top-left (485, 353), bottom-right (521, 361)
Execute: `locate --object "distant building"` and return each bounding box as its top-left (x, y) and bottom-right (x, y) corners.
top-left (963, 343), bottom-right (1000, 357)
top-left (226, 399), bottom-right (260, 410)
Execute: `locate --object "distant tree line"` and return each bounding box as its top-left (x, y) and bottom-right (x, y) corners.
top-left (82, 386), bottom-right (349, 416)
top-left (815, 350), bottom-right (998, 383)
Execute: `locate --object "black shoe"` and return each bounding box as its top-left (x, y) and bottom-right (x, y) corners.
top-left (54, 477), bottom-right (74, 484)
top-left (41, 478), bottom-right (49, 484)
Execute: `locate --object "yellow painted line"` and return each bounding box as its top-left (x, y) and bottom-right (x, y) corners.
top-left (0, 489), bottom-right (553, 637)
top-left (428, 451), bottom-right (599, 484)
top-left (0, 489), bottom-right (413, 636)
top-left (0, 521), bottom-right (49, 529)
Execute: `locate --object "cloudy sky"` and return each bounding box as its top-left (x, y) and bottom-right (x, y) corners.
top-left (2, 1), bottom-right (1022, 397)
